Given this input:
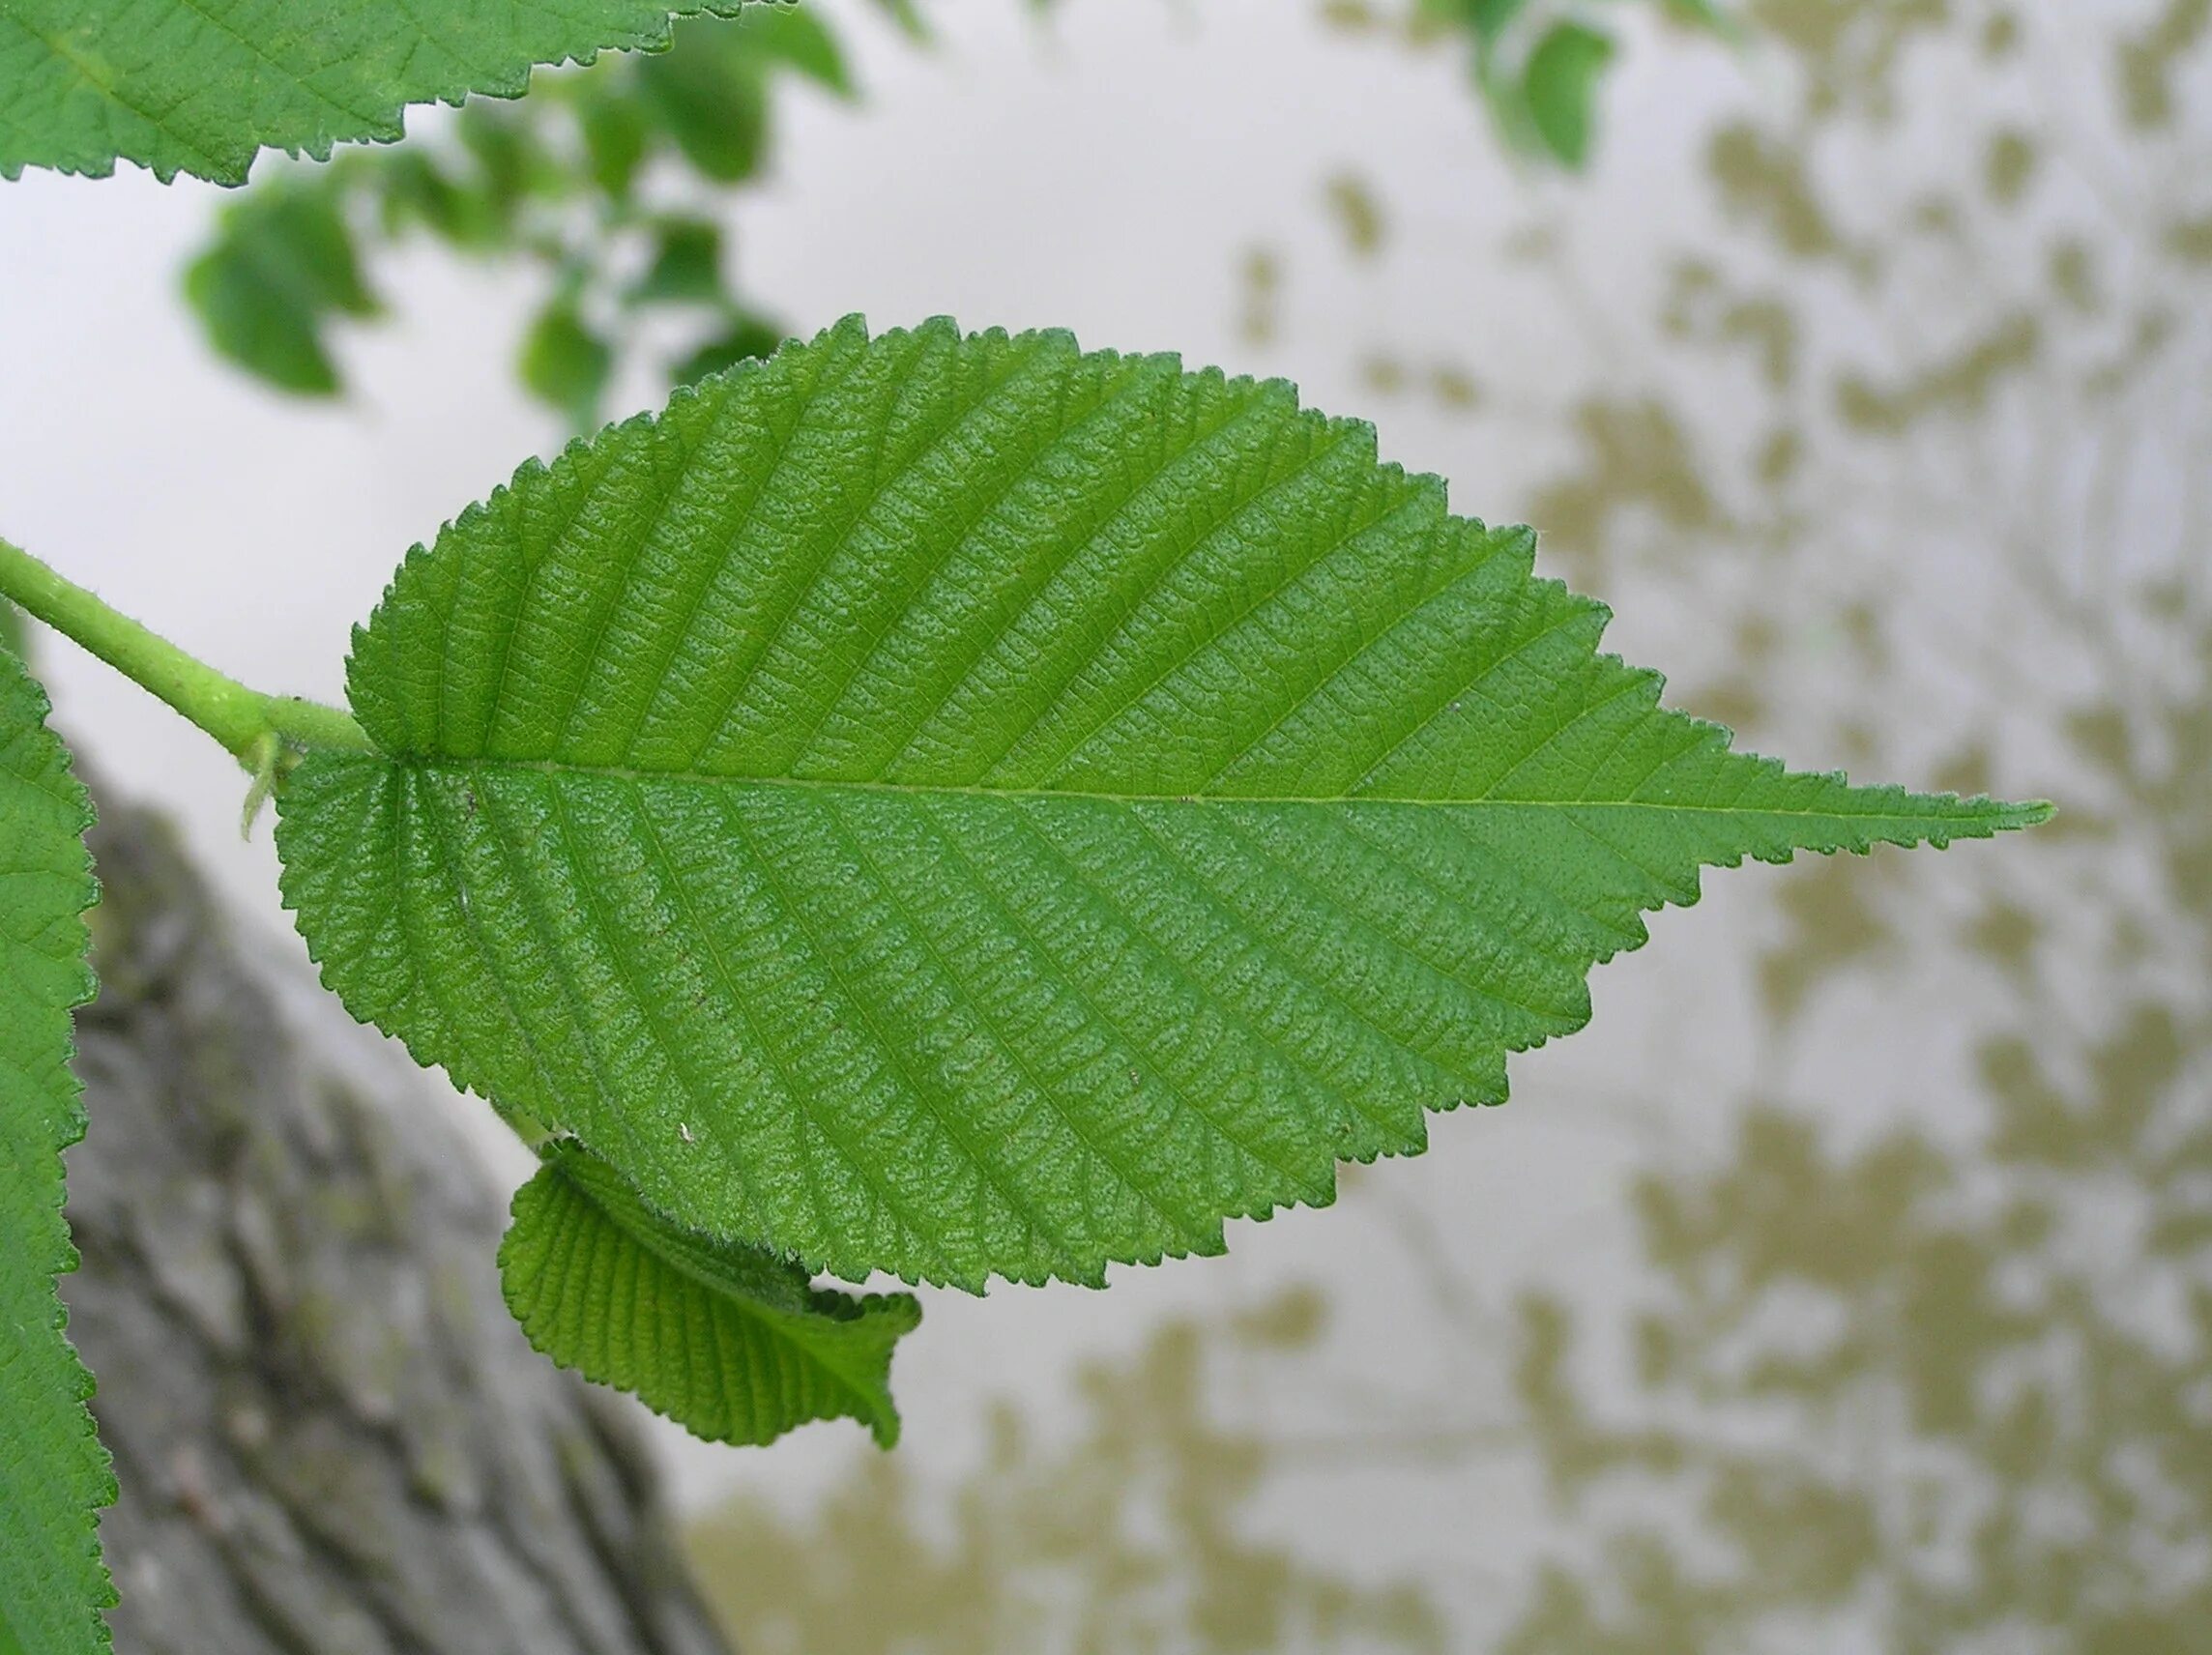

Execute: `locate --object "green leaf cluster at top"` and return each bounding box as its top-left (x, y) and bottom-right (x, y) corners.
top-left (0, 641), bottom-right (115, 1654)
top-left (0, 0), bottom-right (791, 187)
top-left (181, 5), bottom-right (847, 415)
top-left (274, 316), bottom-right (2047, 1294)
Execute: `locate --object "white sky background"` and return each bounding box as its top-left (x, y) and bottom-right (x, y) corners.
top-left (0, 1), bottom-right (2066, 1633)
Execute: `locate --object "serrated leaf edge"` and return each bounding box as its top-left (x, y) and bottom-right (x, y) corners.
top-left (0, 644), bottom-right (117, 1651)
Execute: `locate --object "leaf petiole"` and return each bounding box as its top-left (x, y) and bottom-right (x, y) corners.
top-left (0, 536), bottom-right (370, 769)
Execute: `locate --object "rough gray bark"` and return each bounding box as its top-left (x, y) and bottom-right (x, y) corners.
top-left (59, 785), bottom-right (731, 1655)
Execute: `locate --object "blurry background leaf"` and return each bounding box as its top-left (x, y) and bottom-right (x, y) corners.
top-left (178, 6), bottom-right (865, 425)
top-left (618, 6), bottom-right (854, 182)
top-left (580, 94), bottom-right (655, 200)
top-left (374, 150), bottom-right (504, 246)
top-left (673, 312), bottom-right (789, 384)
top-left (735, 2), bottom-right (857, 95)
top-left (1661, 0), bottom-right (1737, 39)
top-left (1377, 0), bottom-right (1736, 169)
top-left (640, 35), bottom-right (773, 181)
top-left (179, 0), bottom-right (1732, 423)
top-left (183, 185), bottom-right (381, 394)
top-left (631, 218), bottom-right (729, 305)
top-left (518, 297), bottom-right (614, 426)
top-left (1432, 0), bottom-right (1530, 46)
top-left (455, 100), bottom-right (566, 216)
top-left (1522, 22), bottom-right (1615, 168)
top-left (867, 0), bottom-right (932, 43)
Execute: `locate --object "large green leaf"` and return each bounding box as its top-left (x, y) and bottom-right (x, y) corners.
top-left (0, 0), bottom-right (756, 186)
top-left (276, 316), bottom-right (2049, 1291)
top-left (501, 1144), bottom-right (918, 1446)
top-left (0, 644), bottom-right (113, 1652)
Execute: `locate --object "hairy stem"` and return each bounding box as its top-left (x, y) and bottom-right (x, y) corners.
top-left (0, 537), bottom-right (370, 764)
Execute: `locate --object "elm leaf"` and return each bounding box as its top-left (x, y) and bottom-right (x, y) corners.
top-left (0, 0), bottom-right (763, 186)
top-left (0, 642), bottom-right (115, 1651)
top-left (500, 1144), bottom-right (918, 1447)
top-left (275, 316), bottom-right (2050, 1292)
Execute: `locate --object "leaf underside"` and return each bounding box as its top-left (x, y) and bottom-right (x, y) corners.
top-left (501, 1143), bottom-right (918, 1447)
top-left (275, 316), bottom-right (2048, 1291)
top-left (0, 644), bottom-right (114, 1652)
top-left (0, 0), bottom-right (755, 186)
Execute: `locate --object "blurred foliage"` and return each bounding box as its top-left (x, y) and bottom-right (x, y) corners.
top-left (182, 4), bottom-right (864, 426)
top-left (1503, 1019), bottom-right (2212, 1650)
top-left (687, 1290), bottom-right (1448, 1654)
top-left (184, 187), bottom-right (382, 395)
top-left (1497, 554), bottom-right (2212, 1640)
top-left (1321, 0), bottom-right (1738, 166)
top-left (183, 0), bottom-right (1739, 420)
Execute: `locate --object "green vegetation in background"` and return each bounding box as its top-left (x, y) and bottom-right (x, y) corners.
top-left (1325, 0), bottom-right (1739, 167)
top-left (0, 645), bottom-right (115, 1653)
top-left (179, 0), bottom-right (1742, 419)
top-left (182, 5), bottom-right (851, 425)
top-left (1503, 1066), bottom-right (2212, 1650)
top-left (688, 1290), bottom-right (1451, 1654)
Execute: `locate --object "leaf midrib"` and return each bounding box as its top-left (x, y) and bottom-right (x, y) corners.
top-left (373, 751), bottom-right (2043, 823)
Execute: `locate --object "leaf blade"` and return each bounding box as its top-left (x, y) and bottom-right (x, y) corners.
top-left (499, 1144), bottom-right (919, 1447)
top-left (0, 643), bottom-right (115, 1653)
top-left (276, 317), bottom-right (2048, 1290)
top-left (0, 0), bottom-right (760, 187)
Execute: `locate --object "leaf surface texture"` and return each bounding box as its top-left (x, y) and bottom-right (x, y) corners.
top-left (500, 1144), bottom-right (918, 1446)
top-left (0, 0), bottom-right (752, 185)
top-left (276, 317), bottom-right (2049, 1289)
top-left (0, 643), bottom-right (113, 1652)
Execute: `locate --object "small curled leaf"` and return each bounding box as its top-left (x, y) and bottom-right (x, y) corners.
top-left (500, 1143), bottom-right (918, 1447)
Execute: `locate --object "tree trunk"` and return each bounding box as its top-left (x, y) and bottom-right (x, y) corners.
top-left (59, 781), bottom-right (730, 1655)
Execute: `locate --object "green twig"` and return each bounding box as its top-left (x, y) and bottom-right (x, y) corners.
top-left (0, 537), bottom-right (371, 767)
